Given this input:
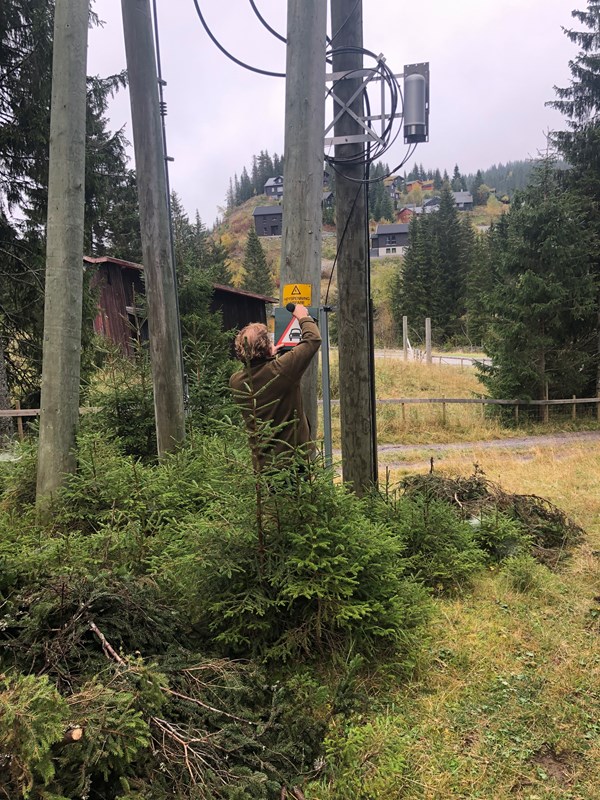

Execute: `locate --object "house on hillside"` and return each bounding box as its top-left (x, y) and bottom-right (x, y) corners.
top-left (397, 204), bottom-right (422, 223)
top-left (264, 175), bottom-right (284, 199)
top-left (253, 205), bottom-right (283, 236)
top-left (406, 179), bottom-right (422, 193)
top-left (453, 191), bottom-right (474, 211)
top-left (85, 255), bottom-right (276, 356)
top-left (370, 223), bottom-right (410, 258)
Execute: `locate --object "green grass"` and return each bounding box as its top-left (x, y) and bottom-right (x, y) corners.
top-left (306, 444), bottom-right (600, 799)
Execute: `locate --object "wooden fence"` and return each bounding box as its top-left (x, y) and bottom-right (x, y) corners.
top-left (2, 397), bottom-right (600, 440)
top-left (326, 396), bottom-right (600, 424)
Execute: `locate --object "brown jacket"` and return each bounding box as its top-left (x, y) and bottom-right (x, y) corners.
top-left (229, 316), bottom-right (322, 469)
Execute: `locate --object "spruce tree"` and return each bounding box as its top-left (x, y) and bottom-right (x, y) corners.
top-left (547, 1), bottom-right (600, 397)
top-left (391, 182), bottom-right (474, 343)
top-left (242, 228), bottom-right (274, 296)
top-left (478, 160), bottom-right (597, 401)
top-left (451, 164), bottom-right (462, 191)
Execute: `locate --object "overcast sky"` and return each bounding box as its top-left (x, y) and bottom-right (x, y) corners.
top-left (88, 0), bottom-right (578, 225)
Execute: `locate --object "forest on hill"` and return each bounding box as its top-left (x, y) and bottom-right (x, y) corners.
top-left (224, 150), bottom-right (538, 223)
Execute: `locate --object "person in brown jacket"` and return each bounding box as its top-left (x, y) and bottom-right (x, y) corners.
top-left (229, 304), bottom-right (322, 471)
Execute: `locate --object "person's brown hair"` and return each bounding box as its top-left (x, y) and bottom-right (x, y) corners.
top-left (234, 322), bottom-right (272, 362)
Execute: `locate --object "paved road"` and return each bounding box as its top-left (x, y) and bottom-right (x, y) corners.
top-left (373, 349), bottom-right (491, 367)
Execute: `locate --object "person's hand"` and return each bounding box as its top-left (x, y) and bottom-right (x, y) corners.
top-left (292, 303), bottom-right (309, 319)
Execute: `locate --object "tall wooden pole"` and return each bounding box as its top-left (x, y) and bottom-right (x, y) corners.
top-left (425, 317), bottom-right (432, 364)
top-left (36, 0), bottom-right (89, 507)
top-left (121, 0), bottom-right (185, 455)
top-left (280, 0), bottom-right (327, 435)
top-left (330, 0), bottom-right (377, 494)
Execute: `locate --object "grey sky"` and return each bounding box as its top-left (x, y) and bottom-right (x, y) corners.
top-left (88, 0), bottom-right (578, 225)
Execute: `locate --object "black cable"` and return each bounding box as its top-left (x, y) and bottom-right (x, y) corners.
top-left (152, 0), bottom-right (188, 404)
top-left (329, 0), bottom-right (361, 47)
top-left (192, 0), bottom-right (285, 78)
top-left (364, 155), bottom-right (378, 486)
top-left (325, 46), bottom-right (402, 170)
top-left (248, 0), bottom-right (287, 44)
top-left (324, 182), bottom-right (363, 306)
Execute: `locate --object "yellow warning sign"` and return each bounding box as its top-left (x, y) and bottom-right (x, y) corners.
top-left (283, 283), bottom-right (312, 306)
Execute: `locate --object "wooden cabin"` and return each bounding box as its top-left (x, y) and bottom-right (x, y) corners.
top-left (85, 256), bottom-right (276, 356)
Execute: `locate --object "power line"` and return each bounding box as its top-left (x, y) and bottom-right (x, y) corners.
top-left (192, 0), bottom-right (285, 78)
top-left (248, 0), bottom-right (286, 44)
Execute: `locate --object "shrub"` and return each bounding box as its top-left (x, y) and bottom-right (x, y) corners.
top-left (183, 459), bottom-right (432, 663)
top-left (367, 494), bottom-right (485, 593)
top-left (469, 510), bottom-right (531, 561)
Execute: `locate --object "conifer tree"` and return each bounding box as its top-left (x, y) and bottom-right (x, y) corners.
top-left (391, 183), bottom-right (474, 343)
top-left (451, 164), bottom-right (462, 191)
top-left (547, 1), bottom-right (600, 397)
top-left (478, 160), bottom-right (597, 401)
top-left (242, 228), bottom-right (274, 296)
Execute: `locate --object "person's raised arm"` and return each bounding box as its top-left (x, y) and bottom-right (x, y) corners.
top-left (277, 304), bottom-right (321, 378)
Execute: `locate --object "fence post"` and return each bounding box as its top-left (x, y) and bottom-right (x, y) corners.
top-left (441, 396), bottom-right (446, 426)
top-left (543, 382), bottom-right (549, 424)
top-left (401, 402), bottom-right (406, 423)
top-left (572, 395), bottom-right (577, 421)
top-left (514, 402), bottom-right (519, 426)
top-left (480, 395), bottom-right (485, 419)
top-left (15, 399), bottom-right (24, 441)
top-left (425, 318), bottom-right (432, 365)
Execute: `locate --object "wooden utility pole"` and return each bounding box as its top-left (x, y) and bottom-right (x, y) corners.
top-left (425, 317), bottom-right (432, 364)
top-left (330, 0), bottom-right (377, 494)
top-left (280, 0), bottom-right (327, 434)
top-left (121, 0), bottom-right (185, 455)
top-left (36, 0), bottom-right (89, 507)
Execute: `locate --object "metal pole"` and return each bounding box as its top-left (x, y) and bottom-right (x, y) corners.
top-left (403, 315), bottom-right (408, 360)
top-left (121, 0), bottom-right (185, 455)
top-left (280, 0), bottom-right (327, 436)
top-left (320, 306), bottom-right (333, 468)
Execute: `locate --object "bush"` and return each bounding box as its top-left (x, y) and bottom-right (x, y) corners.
top-left (367, 494), bottom-right (485, 593)
top-left (469, 510), bottom-right (531, 562)
top-left (180, 459), bottom-right (432, 663)
top-left (0, 431), bottom-right (433, 799)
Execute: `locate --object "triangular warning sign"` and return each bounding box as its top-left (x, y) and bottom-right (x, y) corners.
top-left (291, 285), bottom-right (302, 296)
top-left (275, 317), bottom-right (303, 348)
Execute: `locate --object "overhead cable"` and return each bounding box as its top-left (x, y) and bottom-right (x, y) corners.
top-left (192, 0), bottom-right (285, 78)
top-left (248, 0), bottom-right (287, 44)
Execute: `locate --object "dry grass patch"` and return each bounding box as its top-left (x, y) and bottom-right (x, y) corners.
top-left (308, 445), bottom-right (600, 799)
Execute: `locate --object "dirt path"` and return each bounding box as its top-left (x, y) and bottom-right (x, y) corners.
top-left (334, 429), bottom-right (600, 469)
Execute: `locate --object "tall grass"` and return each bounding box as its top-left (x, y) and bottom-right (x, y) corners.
top-left (307, 443), bottom-right (600, 800)
top-left (319, 355), bottom-right (600, 446)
